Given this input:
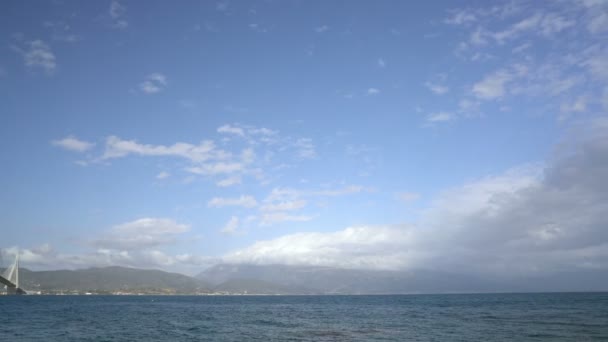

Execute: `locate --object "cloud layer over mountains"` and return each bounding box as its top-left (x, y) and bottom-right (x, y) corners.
top-left (8, 118), bottom-right (608, 279)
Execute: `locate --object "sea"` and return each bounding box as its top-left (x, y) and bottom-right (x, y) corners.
top-left (1, 293), bottom-right (607, 341)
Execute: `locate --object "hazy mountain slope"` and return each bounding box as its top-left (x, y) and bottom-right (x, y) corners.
top-left (213, 278), bottom-right (318, 294)
top-left (18, 266), bottom-right (210, 293)
top-left (196, 264), bottom-right (505, 294)
top-left (197, 263), bottom-right (608, 294)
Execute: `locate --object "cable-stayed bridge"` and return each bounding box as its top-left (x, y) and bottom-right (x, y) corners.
top-left (1, 252), bottom-right (26, 295)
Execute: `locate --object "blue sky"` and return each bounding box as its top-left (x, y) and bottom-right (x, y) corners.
top-left (2, 0), bottom-right (608, 276)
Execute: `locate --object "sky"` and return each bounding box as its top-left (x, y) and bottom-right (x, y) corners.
top-left (1, 0), bottom-right (608, 278)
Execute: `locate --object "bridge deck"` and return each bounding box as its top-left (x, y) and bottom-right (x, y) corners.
top-left (0, 274), bottom-right (16, 288)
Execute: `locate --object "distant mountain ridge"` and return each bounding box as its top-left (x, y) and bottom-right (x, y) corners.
top-left (196, 263), bottom-right (502, 294)
top-left (196, 263), bottom-right (608, 294)
top-left (7, 264), bottom-right (608, 295)
top-left (17, 266), bottom-right (210, 294)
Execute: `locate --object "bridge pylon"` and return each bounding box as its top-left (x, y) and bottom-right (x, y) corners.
top-left (1, 250), bottom-right (26, 295)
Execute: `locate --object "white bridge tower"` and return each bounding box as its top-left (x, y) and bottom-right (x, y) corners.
top-left (1, 250), bottom-right (25, 295)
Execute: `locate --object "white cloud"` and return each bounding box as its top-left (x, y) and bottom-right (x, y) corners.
top-left (367, 88), bottom-right (380, 95)
top-left (216, 176), bottom-right (241, 187)
top-left (396, 192), bottom-right (420, 203)
top-left (38, 119), bottom-right (608, 278)
top-left (227, 119), bottom-right (608, 275)
top-left (8, 243), bottom-right (218, 276)
top-left (559, 96), bottom-right (588, 121)
top-left (109, 1), bottom-right (128, 29)
top-left (226, 225), bottom-right (412, 269)
top-left (259, 212), bottom-right (314, 226)
top-left (588, 12), bottom-right (608, 33)
top-left (264, 185), bottom-right (367, 204)
top-left (52, 136), bottom-right (94, 152)
top-left (261, 200), bottom-right (307, 212)
top-left (294, 138), bottom-right (316, 159)
top-left (140, 73), bottom-right (167, 94)
top-left (489, 13), bottom-right (574, 43)
top-left (156, 171), bottom-right (170, 179)
top-left (216, 123), bottom-right (279, 145)
top-left (216, 2), bottom-right (229, 12)
top-left (43, 21), bottom-right (81, 43)
top-left (257, 185), bottom-right (367, 225)
top-left (208, 195), bottom-right (258, 208)
top-left (101, 136), bottom-right (220, 162)
top-left (583, 50), bottom-right (608, 80)
top-left (538, 13), bottom-right (576, 36)
top-left (469, 27), bottom-right (488, 45)
top-left (241, 148), bottom-right (255, 164)
top-left (14, 40), bottom-right (56, 74)
top-left (313, 185), bottom-right (366, 197)
top-left (377, 58), bottom-right (386, 68)
top-left (511, 42), bottom-right (532, 54)
top-left (426, 112), bottom-right (453, 123)
top-left (92, 218), bottom-right (190, 250)
top-left (444, 9), bottom-right (476, 25)
top-left (248, 127), bottom-right (277, 136)
top-left (472, 70), bottom-right (514, 99)
top-left (454, 8), bottom-right (576, 59)
top-left (217, 124), bottom-right (245, 137)
top-left (458, 99), bottom-right (481, 116)
top-left (220, 216), bottom-right (240, 235)
top-left (58, 125), bottom-right (320, 190)
top-left (264, 187), bottom-right (300, 203)
top-left (315, 25), bottom-right (329, 33)
top-left (186, 162), bottom-right (244, 175)
top-left (424, 82), bottom-right (449, 95)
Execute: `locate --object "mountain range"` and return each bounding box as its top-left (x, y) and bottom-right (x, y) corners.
top-left (5, 264), bottom-right (608, 295)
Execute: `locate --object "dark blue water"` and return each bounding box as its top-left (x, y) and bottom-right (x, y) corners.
top-left (1, 293), bottom-right (607, 341)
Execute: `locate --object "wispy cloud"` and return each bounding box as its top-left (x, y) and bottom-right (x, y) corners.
top-left (228, 119), bottom-right (608, 274)
top-left (424, 82), bottom-right (449, 95)
top-left (256, 185), bottom-right (368, 226)
top-left (444, 9), bottom-right (477, 25)
top-left (314, 185), bottom-right (367, 197)
top-left (216, 176), bottom-right (242, 187)
top-left (217, 124), bottom-right (245, 137)
top-left (13, 40), bottom-right (56, 74)
top-left (588, 11), bottom-right (608, 33)
top-left (426, 112), bottom-right (453, 123)
top-left (57, 124), bottom-right (319, 190)
top-left (186, 162), bottom-right (244, 176)
top-left (220, 216), bottom-right (240, 235)
top-left (472, 69), bottom-right (515, 100)
top-left (109, 0), bottom-right (128, 29)
top-left (315, 25), bottom-right (329, 33)
top-left (52, 136), bottom-right (94, 152)
top-left (101, 136), bottom-right (220, 162)
top-left (208, 195), bottom-right (258, 208)
top-left (44, 21), bottom-right (81, 43)
top-left (259, 212), bottom-right (313, 226)
top-left (216, 123), bottom-right (278, 144)
top-left (396, 192), bottom-right (420, 203)
top-left (294, 138), bottom-right (316, 159)
top-left (216, 1), bottom-right (229, 12)
top-left (462, 12), bottom-right (574, 48)
top-left (156, 171), bottom-right (170, 179)
top-left (367, 88), bottom-right (380, 95)
top-left (140, 73), bottom-right (167, 94)
top-left (92, 218), bottom-right (190, 250)
top-left (261, 200), bottom-right (307, 212)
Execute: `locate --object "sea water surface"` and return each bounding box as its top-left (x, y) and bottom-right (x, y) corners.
top-left (1, 293), bottom-right (608, 341)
